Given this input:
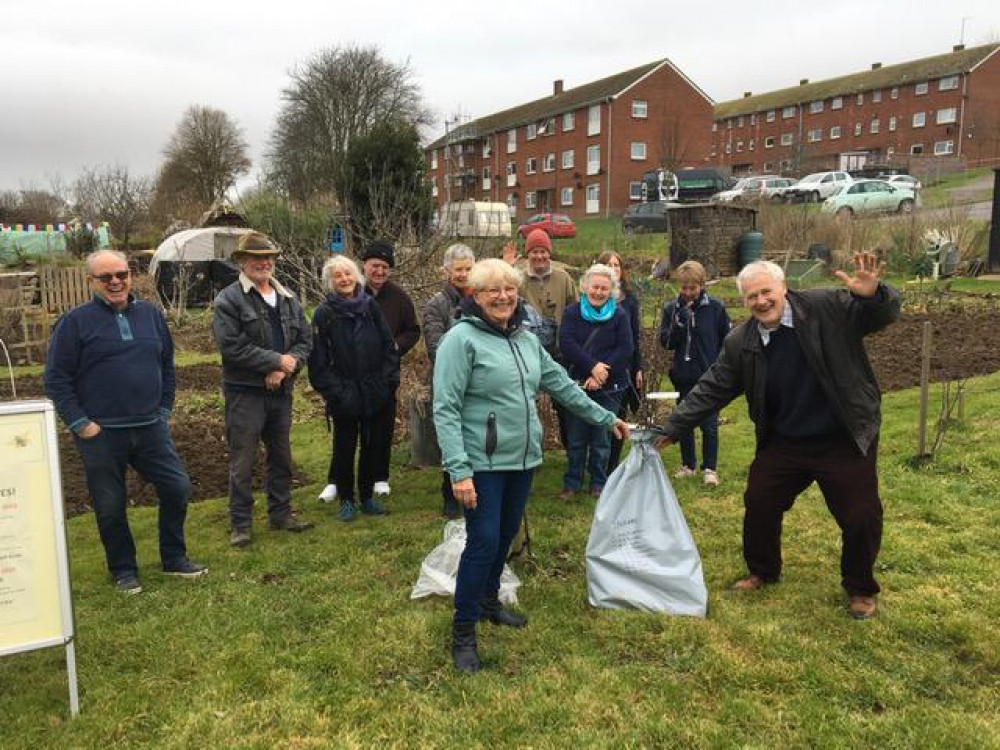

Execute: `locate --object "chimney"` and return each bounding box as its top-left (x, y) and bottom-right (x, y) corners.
top-left (553, 79), bottom-right (564, 96)
top-left (954, 44), bottom-right (966, 52)
top-left (799, 78), bottom-right (809, 86)
top-left (743, 91), bottom-right (752, 98)
top-left (871, 62), bottom-right (882, 70)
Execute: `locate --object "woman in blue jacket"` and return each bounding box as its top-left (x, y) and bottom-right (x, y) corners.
top-left (558, 264), bottom-right (634, 497)
top-left (434, 259), bottom-right (628, 674)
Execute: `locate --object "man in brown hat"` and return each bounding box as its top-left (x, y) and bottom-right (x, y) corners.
top-left (213, 232), bottom-right (313, 546)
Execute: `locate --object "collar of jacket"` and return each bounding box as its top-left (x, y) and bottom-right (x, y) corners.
top-left (238, 272), bottom-right (293, 298)
top-left (93, 292), bottom-right (137, 310)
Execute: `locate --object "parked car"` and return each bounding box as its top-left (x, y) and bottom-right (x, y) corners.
top-left (712, 175), bottom-right (796, 204)
top-left (884, 174), bottom-right (923, 190)
top-left (622, 201), bottom-right (674, 233)
top-left (782, 171), bottom-right (854, 203)
top-left (516, 212), bottom-right (576, 239)
top-left (675, 168), bottom-right (734, 203)
top-left (821, 179), bottom-right (918, 218)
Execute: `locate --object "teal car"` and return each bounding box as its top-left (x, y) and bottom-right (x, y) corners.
top-left (822, 179), bottom-right (917, 218)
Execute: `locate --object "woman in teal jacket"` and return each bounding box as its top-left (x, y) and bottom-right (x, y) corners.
top-left (433, 258), bottom-right (629, 674)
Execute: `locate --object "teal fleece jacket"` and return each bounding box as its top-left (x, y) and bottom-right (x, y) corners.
top-left (433, 313), bottom-right (617, 483)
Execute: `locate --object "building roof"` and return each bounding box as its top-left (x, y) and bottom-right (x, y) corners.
top-left (427, 59), bottom-right (710, 149)
top-left (715, 43), bottom-right (1000, 120)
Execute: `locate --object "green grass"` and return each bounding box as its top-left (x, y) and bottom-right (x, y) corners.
top-left (2, 370), bottom-right (999, 748)
top-left (921, 167), bottom-right (994, 208)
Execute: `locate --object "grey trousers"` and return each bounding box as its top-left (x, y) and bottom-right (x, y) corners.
top-left (224, 385), bottom-right (294, 530)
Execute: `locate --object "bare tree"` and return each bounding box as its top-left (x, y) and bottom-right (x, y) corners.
top-left (74, 164), bottom-right (152, 249)
top-left (266, 44), bottom-right (431, 203)
top-left (158, 105), bottom-right (251, 210)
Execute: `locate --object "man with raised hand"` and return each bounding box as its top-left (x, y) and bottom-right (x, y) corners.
top-left (45, 249), bottom-right (206, 594)
top-left (657, 252), bottom-right (900, 620)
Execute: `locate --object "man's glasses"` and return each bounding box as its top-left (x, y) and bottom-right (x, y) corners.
top-left (91, 271), bottom-right (130, 284)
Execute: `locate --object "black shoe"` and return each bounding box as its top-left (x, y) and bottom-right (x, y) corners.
top-left (162, 559), bottom-right (208, 578)
top-left (479, 597), bottom-right (528, 627)
top-left (451, 621), bottom-right (481, 674)
top-left (114, 572), bottom-right (143, 595)
top-left (268, 514), bottom-right (314, 532)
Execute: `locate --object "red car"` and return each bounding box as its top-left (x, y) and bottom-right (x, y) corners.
top-left (516, 212), bottom-right (577, 239)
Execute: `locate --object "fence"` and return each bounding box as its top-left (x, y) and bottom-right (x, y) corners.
top-left (38, 266), bottom-right (90, 314)
top-left (0, 267), bottom-right (91, 365)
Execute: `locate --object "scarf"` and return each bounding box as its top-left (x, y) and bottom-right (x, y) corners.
top-left (580, 295), bottom-right (616, 323)
top-left (325, 286), bottom-right (371, 318)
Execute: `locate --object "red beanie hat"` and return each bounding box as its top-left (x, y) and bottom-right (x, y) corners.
top-left (524, 228), bottom-right (552, 253)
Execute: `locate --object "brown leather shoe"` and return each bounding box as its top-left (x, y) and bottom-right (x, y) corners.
top-left (730, 574), bottom-right (766, 591)
top-left (848, 595), bottom-right (878, 620)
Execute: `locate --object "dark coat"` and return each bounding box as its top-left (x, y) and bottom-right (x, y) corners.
top-left (367, 279), bottom-right (420, 357)
top-left (558, 302), bottom-right (634, 391)
top-left (308, 294), bottom-right (400, 419)
top-left (659, 291), bottom-right (731, 386)
top-left (661, 285), bottom-right (901, 455)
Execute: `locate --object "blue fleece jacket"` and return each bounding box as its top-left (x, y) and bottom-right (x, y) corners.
top-left (44, 295), bottom-right (176, 433)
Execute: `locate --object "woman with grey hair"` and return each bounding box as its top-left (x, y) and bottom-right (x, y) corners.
top-left (557, 263), bottom-right (634, 497)
top-left (308, 255), bottom-right (399, 521)
top-left (423, 243), bottom-right (476, 518)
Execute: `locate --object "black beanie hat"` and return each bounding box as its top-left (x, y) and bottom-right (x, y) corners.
top-left (361, 240), bottom-right (395, 268)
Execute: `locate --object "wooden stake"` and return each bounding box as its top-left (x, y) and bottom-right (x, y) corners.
top-left (918, 321), bottom-right (932, 457)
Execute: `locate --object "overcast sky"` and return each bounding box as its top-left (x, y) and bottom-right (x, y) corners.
top-left (2, 0), bottom-right (998, 194)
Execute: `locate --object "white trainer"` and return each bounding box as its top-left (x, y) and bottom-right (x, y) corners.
top-left (318, 484), bottom-right (338, 503)
top-left (373, 481), bottom-right (391, 497)
top-left (703, 469), bottom-right (720, 487)
top-left (673, 466), bottom-right (697, 479)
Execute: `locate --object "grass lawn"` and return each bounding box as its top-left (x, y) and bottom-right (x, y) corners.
top-left (2, 369), bottom-right (999, 748)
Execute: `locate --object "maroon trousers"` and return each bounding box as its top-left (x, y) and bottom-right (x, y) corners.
top-left (743, 435), bottom-right (883, 595)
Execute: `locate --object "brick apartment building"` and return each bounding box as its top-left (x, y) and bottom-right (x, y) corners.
top-left (424, 60), bottom-right (713, 220)
top-left (712, 43), bottom-right (1000, 178)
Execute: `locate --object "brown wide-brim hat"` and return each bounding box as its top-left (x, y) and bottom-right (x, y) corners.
top-left (232, 231), bottom-right (280, 259)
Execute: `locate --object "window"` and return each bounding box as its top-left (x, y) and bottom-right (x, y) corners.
top-left (561, 187), bottom-right (574, 206)
top-left (939, 75), bottom-right (959, 91)
top-left (563, 112), bottom-right (575, 131)
top-left (482, 142), bottom-right (491, 158)
top-left (832, 96), bottom-right (843, 110)
top-left (936, 108), bottom-right (958, 125)
top-left (737, 116), bottom-right (745, 127)
top-left (543, 153), bottom-right (556, 172)
top-left (540, 117), bottom-right (555, 136)
top-left (586, 145), bottom-right (600, 175)
top-left (726, 119), bottom-right (732, 130)
top-left (934, 140), bottom-right (955, 155)
top-left (872, 89), bottom-right (882, 103)
top-left (431, 176), bottom-right (438, 197)
top-left (782, 106), bottom-right (796, 119)
top-left (712, 122), bottom-right (718, 132)
top-left (736, 141), bottom-right (744, 152)
top-left (587, 105), bottom-right (601, 136)
top-left (525, 157), bottom-right (537, 175)
top-left (890, 86), bottom-right (899, 100)
top-left (780, 133), bottom-right (793, 146)
top-left (453, 175), bottom-right (462, 187)
top-left (506, 194), bottom-right (517, 213)
top-left (807, 128), bottom-right (822, 142)
top-left (561, 149), bottom-right (574, 169)
top-left (809, 100), bottom-right (824, 114)
top-left (586, 184), bottom-right (600, 214)
top-left (765, 136), bottom-right (775, 148)
top-left (854, 123), bottom-right (863, 136)
top-left (507, 129), bottom-right (516, 153)
top-left (910, 144), bottom-right (924, 155)
top-left (630, 142), bottom-right (647, 160)
top-left (912, 112), bottom-right (926, 128)
top-left (525, 191), bottom-right (536, 209)
top-left (506, 161), bottom-right (516, 187)
top-left (482, 167), bottom-right (490, 190)
top-left (870, 118), bottom-right (880, 134)
top-left (763, 162), bottom-right (773, 172)
top-left (750, 114), bottom-right (757, 125)
top-left (457, 153), bottom-right (464, 169)
top-left (915, 81), bottom-right (928, 95)
top-left (766, 110), bottom-right (776, 122)
top-left (889, 116), bottom-right (897, 132)
top-left (749, 139), bottom-right (756, 151)
top-left (857, 93), bottom-right (864, 105)
top-left (632, 100), bottom-right (648, 118)
top-left (830, 125), bottom-right (842, 139)
top-left (525, 123), bottom-right (537, 140)
top-left (629, 181), bottom-right (644, 200)
top-left (779, 159), bottom-right (793, 172)
top-left (430, 150), bottom-right (438, 169)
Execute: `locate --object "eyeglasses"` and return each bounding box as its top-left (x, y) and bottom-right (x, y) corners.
top-left (91, 271), bottom-right (130, 284)
top-left (482, 286), bottom-right (519, 299)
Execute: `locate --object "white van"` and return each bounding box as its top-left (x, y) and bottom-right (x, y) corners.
top-left (437, 201), bottom-right (512, 238)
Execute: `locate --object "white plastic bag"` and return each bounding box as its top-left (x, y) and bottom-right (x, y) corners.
top-left (586, 429), bottom-right (707, 616)
top-left (410, 519), bottom-right (521, 604)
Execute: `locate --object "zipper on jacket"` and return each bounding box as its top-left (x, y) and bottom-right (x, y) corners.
top-left (507, 336), bottom-right (532, 469)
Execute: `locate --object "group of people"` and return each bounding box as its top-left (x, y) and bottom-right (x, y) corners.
top-left (44, 228), bottom-right (898, 675)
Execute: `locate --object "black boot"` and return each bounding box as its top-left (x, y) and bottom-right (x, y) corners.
top-left (479, 597), bottom-right (528, 628)
top-left (451, 621), bottom-right (481, 673)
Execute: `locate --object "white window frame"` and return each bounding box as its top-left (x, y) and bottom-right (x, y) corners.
top-left (430, 150), bottom-right (438, 169)
top-left (857, 93), bottom-right (864, 105)
top-left (525, 191), bottom-right (537, 209)
top-left (586, 145), bottom-right (600, 175)
top-left (585, 183), bottom-right (600, 214)
top-left (933, 140), bottom-right (955, 156)
top-left (561, 149), bottom-right (574, 169)
top-left (830, 125), bottom-right (842, 140)
top-left (543, 152), bottom-right (556, 172)
top-left (630, 141), bottom-right (647, 160)
top-left (915, 81), bottom-right (929, 96)
top-left (854, 123), bottom-right (863, 136)
top-left (912, 112), bottom-right (926, 128)
top-left (525, 122), bottom-right (537, 140)
top-left (431, 176), bottom-right (438, 197)
top-left (764, 135), bottom-right (775, 149)
top-left (749, 138), bottom-right (755, 151)
top-left (870, 118), bottom-right (880, 134)
top-left (782, 106), bottom-right (795, 119)
top-left (938, 75), bottom-right (959, 91)
top-left (506, 129), bottom-right (516, 153)
top-left (587, 105), bottom-right (601, 136)
top-left (872, 89), bottom-right (882, 103)
top-left (910, 144), bottom-right (924, 155)
top-left (780, 133), bottom-right (793, 146)
top-left (809, 100), bottom-right (824, 114)
top-left (737, 116), bottom-right (745, 127)
top-left (506, 194), bottom-right (517, 213)
top-left (807, 128), bottom-right (822, 143)
top-left (560, 186), bottom-right (574, 206)
top-left (831, 96), bottom-right (843, 110)
top-left (482, 167), bottom-right (490, 190)
top-left (525, 157), bottom-right (537, 175)
top-left (936, 108), bottom-right (958, 125)
top-left (506, 161), bottom-right (517, 187)
top-left (736, 141), bottom-right (744, 152)
top-left (482, 142), bottom-right (491, 158)
top-left (632, 99), bottom-right (648, 118)
top-left (890, 86), bottom-right (899, 100)
top-left (889, 116), bottom-right (897, 132)
top-left (629, 181), bottom-right (643, 201)
top-left (766, 110), bottom-right (776, 122)
top-left (562, 112), bottom-right (575, 131)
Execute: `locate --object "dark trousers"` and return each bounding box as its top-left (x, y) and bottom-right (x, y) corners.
top-left (74, 420), bottom-right (191, 576)
top-left (743, 435), bottom-right (883, 595)
top-left (329, 415), bottom-right (378, 503)
top-left (563, 389), bottom-right (622, 491)
top-left (327, 394), bottom-right (395, 488)
top-left (675, 382), bottom-right (719, 471)
top-left (225, 386), bottom-right (294, 530)
top-left (454, 469), bottom-right (534, 623)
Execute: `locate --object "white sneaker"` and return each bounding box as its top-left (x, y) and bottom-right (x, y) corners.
top-left (373, 481), bottom-right (391, 497)
top-left (318, 484), bottom-right (338, 503)
top-left (703, 469), bottom-right (719, 487)
top-left (674, 466), bottom-right (697, 479)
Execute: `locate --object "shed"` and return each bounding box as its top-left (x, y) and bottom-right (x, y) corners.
top-left (667, 204), bottom-right (758, 278)
top-left (149, 227), bottom-right (251, 306)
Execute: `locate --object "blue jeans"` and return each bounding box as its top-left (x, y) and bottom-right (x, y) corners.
top-left (675, 383), bottom-right (719, 471)
top-left (563, 389), bottom-right (622, 492)
top-left (454, 469), bottom-right (534, 624)
top-left (74, 420), bottom-right (191, 576)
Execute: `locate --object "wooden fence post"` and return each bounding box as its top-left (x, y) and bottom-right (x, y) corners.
top-left (917, 321), bottom-right (932, 457)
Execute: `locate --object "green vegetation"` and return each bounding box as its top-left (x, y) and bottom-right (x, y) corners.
top-left (2, 370), bottom-right (998, 748)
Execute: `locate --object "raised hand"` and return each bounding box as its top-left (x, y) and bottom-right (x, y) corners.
top-left (834, 251), bottom-right (885, 298)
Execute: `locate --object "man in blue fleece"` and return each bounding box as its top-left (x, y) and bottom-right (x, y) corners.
top-left (45, 250), bottom-right (205, 594)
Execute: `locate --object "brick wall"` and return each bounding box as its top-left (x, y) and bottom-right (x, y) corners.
top-left (668, 205), bottom-right (757, 278)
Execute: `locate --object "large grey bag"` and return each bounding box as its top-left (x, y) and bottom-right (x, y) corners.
top-left (586, 429), bottom-right (708, 616)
